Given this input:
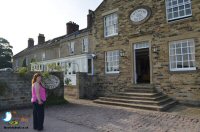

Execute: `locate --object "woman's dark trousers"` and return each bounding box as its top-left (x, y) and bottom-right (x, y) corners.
top-left (33, 101), bottom-right (45, 130)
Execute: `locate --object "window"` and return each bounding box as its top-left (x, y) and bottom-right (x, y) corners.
top-left (104, 13), bottom-right (118, 37)
top-left (166, 0), bottom-right (192, 21)
top-left (68, 42), bottom-right (75, 54)
top-left (25, 57), bottom-right (28, 66)
top-left (169, 39), bottom-right (196, 71)
top-left (42, 53), bottom-right (45, 61)
top-left (105, 50), bottom-right (119, 73)
top-left (82, 37), bottom-right (89, 53)
top-left (16, 60), bottom-right (19, 67)
top-left (88, 59), bottom-right (92, 74)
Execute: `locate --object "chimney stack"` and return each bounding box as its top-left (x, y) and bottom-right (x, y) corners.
top-left (66, 21), bottom-right (79, 35)
top-left (28, 38), bottom-right (34, 48)
top-left (87, 10), bottom-right (94, 28)
top-left (38, 34), bottom-right (45, 45)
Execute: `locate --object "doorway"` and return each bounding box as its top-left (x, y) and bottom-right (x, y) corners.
top-left (134, 43), bottom-right (150, 84)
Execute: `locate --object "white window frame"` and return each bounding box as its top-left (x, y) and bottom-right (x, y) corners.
top-left (82, 37), bottom-right (89, 53)
top-left (104, 13), bottom-right (118, 37)
top-left (68, 42), bottom-right (75, 55)
top-left (165, 0), bottom-right (192, 22)
top-left (42, 52), bottom-right (45, 61)
top-left (16, 59), bottom-right (19, 67)
top-left (169, 39), bottom-right (196, 71)
top-left (105, 50), bottom-right (120, 74)
top-left (25, 57), bottom-right (28, 66)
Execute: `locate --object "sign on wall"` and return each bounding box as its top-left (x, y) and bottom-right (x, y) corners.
top-left (42, 75), bottom-right (60, 89)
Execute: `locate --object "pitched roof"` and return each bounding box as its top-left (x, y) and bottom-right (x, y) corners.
top-left (13, 28), bottom-right (90, 58)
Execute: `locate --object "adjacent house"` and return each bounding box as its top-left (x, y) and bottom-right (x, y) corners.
top-left (13, 11), bottom-right (96, 85)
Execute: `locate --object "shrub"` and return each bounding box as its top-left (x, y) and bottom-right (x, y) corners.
top-left (65, 78), bottom-right (72, 86)
top-left (42, 71), bottom-right (50, 79)
top-left (17, 67), bottom-right (28, 77)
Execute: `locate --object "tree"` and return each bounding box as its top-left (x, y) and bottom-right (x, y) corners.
top-left (0, 37), bottom-right (13, 68)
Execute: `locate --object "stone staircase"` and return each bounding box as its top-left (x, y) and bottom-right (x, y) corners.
top-left (94, 85), bottom-right (177, 111)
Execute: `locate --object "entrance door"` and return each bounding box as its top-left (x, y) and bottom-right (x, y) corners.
top-left (134, 42), bottom-right (150, 84)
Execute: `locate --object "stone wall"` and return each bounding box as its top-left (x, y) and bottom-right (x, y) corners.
top-left (64, 85), bottom-right (78, 99)
top-left (76, 72), bottom-right (98, 99)
top-left (0, 71), bottom-right (64, 111)
top-left (92, 0), bottom-right (200, 106)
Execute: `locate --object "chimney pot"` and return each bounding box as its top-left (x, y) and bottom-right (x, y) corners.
top-left (28, 38), bottom-right (34, 48)
top-left (87, 10), bottom-right (94, 28)
top-left (38, 34), bottom-right (45, 45)
top-left (66, 22), bottom-right (79, 35)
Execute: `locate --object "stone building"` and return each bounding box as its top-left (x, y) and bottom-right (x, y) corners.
top-left (92, 0), bottom-right (200, 107)
top-left (13, 0), bottom-right (200, 108)
top-left (13, 11), bottom-right (96, 85)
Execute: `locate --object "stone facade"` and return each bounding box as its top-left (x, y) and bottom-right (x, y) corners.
top-left (92, 0), bottom-right (200, 105)
top-left (13, 28), bottom-right (94, 71)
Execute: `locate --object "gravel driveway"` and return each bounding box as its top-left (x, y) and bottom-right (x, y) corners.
top-left (0, 99), bottom-right (199, 132)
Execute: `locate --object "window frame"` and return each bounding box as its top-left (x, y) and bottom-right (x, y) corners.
top-left (82, 37), bottom-right (89, 53)
top-left (165, 0), bottom-right (192, 22)
top-left (105, 50), bottom-right (120, 74)
top-left (68, 41), bottom-right (75, 55)
top-left (169, 39), bottom-right (196, 71)
top-left (16, 59), bottom-right (19, 67)
top-left (42, 52), bottom-right (45, 61)
top-left (104, 13), bottom-right (118, 38)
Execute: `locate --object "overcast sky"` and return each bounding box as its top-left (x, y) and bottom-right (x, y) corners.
top-left (0, 0), bottom-right (103, 55)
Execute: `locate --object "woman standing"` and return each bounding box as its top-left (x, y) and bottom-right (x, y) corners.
top-left (31, 73), bottom-right (46, 131)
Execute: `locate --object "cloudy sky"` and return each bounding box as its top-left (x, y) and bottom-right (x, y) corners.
top-left (0, 0), bottom-right (103, 55)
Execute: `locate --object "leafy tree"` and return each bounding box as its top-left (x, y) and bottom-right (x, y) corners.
top-left (0, 37), bottom-right (13, 68)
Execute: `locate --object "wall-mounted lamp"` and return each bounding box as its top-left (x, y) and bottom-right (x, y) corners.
top-left (91, 54), bottom-right (97, 59)
top-left (120, 50), bottom-right (126, 57)
top-left (153, 47), bottom-right (157, 52)
top-left (152, 45), bottom-right (159, 54)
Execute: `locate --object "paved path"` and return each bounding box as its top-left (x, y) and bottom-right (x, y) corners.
top-left (0, 99), bottom-right (200, 132)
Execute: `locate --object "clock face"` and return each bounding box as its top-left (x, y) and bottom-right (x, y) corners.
top-left (130, 8), bottom-right (148, 22)
top-left (130, 6), bottom-right (151, 24)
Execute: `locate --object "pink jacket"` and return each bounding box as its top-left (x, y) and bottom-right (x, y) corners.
top-left (31, 83), bottom-right (46, 103)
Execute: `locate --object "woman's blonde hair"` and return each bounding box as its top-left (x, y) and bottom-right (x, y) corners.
top-left (32, 73), bottom-right (42, 84)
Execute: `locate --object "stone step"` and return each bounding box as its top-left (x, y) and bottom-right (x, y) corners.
top-left (132, 84), bottom-right (154, 89)
top-left (108, 94), bottom-right (167, 101)
top-left (99, 97), bottom-right (172, 105)
top-left (160, 101), bottom-right (178, 111)
top-left (115, 92), bottom-right (162, 97)
top-left (125, 88), bottom-right (156, 93)
top-left (94, 99), bottom-right (177, 111)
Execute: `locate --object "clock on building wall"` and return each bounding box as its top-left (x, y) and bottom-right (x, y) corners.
top-left (130, 6), bottom-right (151, 24)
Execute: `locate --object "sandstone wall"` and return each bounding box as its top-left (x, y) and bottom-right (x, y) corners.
top-left (92, 0), bottom-right (200, 105)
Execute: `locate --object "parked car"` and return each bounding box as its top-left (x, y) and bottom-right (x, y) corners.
top-left (0, 68), bottom-right (13, 72)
